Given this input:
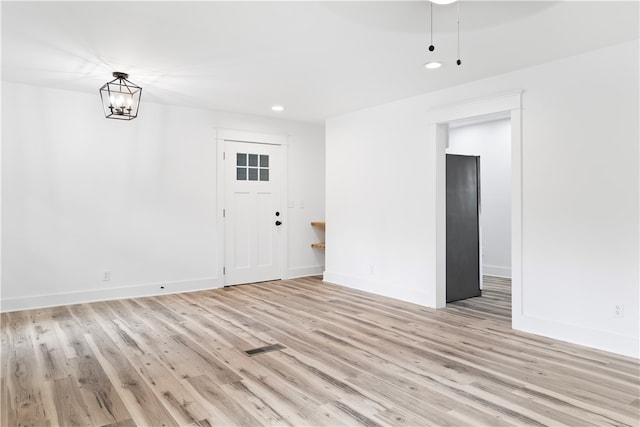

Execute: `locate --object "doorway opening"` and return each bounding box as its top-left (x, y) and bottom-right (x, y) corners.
top-left (445, 114), bottom-right (513, 316)
top-left (431, 90), bottom-right (522, 328)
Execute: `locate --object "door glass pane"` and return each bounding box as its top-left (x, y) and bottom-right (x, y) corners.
top-left (248, 154), bottom-right (258, 167)
top-left (237, 153), bottom-right (247, 166)
top-left (248, 168), bottom-right (258, 181)
top-left (236, 167), bottom-right (247, 180)
top-left (260, 169), bottom-right (269, 181)
top-left (260, 155), bottom-right (269, 167)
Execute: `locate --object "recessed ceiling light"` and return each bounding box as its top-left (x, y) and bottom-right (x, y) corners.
top-left (271, 105), bottom-right (284, 112)
top-left (425, 61), bottom-right (442, 69)
top-left (431, 0), bottom-right (456, 4)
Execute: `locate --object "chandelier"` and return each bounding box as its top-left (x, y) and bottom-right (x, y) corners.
top-left (99, 72), bottom-right (142, 120)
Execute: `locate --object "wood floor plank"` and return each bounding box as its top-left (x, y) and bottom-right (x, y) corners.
top-left (82, 332), bottom-right (179, 427)
top-left (53, 306), bottom-right (132, 426)
top-left (186, 374), bottom-right (263, 427)
top-left (5, 311), bottom-right (54, 426)
top-left (29, 309), bottom-right (72, 383)
top-left (51, 377), bottom-right (93, 426)
top-left (1, 313), bottom-right (12, 427)
top-left (2, 275), bottom-right (639, 427)
top-left (219, 380), bottom-right (292, 426)
top-left (73, 303), bottom-right (180, 427)
top-left (308, 401), bottom-right (376, 427)
top-left (92, 313), bottom-right (212, 425)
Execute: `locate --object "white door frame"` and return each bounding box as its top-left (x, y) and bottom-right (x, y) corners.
top-left (429, 91), bottom-right (522, 328)
top-left (216, 128), bottom-right (289, 286)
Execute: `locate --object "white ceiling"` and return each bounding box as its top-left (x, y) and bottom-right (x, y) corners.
top-left (2, 1), bottom-right (638, 123)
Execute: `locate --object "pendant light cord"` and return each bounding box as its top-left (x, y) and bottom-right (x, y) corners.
top-left (457, 0), bottom-right (462, 65)
top-left (428, 2), bottom-right (435, 52)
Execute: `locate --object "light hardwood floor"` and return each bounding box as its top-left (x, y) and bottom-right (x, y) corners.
top-left (1, 276), bottom-right (639, 426)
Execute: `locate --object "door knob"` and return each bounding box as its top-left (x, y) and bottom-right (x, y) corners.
top-left (275, 211), bottom-right (280, 216)
top-left (275, 220), bottom-right (282, 226)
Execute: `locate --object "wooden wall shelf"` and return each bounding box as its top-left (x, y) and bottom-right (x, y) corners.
top-left (311, 221), bottom-right (325, 249)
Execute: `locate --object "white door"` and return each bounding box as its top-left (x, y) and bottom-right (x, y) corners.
top-left (224, 141), bottom-right (283, 285)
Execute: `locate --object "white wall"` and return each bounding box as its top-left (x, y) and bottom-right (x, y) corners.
top-left (1, 82), bottom-right (325, 311)
top-left (325, 40), bottom-right (639, 357)
top-left (448, 118), bottom-right (512, 278)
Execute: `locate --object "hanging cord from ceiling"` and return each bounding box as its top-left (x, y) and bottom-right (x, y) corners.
top-left (457, 1), bottom-right (462, 65)
top-left (426, 0), bottom-right (462, 66)
top-left (428, 2), bottom-right (435, 52)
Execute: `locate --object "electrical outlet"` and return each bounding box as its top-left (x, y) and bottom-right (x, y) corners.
top-left (102, 271), bottom-right (111, 281)
top-left (614, 304), bottom-right (624, 319)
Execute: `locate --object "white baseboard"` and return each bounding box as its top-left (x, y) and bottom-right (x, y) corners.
top-left (513, 314), bottom-right (639, 359)
top-left (483, 265), bottom-right (512, 278)
top-left (323, 271), bottom-right (433, 308)
top-left (286, 266), bottom-right (324, 279)
top-left (1, 277), bottom-right (222, 313)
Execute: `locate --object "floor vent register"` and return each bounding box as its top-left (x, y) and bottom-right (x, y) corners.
top-left (244, 343), bottom-right (285, 356)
